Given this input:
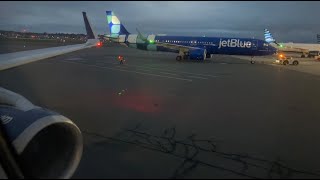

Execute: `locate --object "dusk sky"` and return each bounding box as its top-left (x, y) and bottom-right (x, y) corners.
top-left (0, 1), bottom-right (319, 43)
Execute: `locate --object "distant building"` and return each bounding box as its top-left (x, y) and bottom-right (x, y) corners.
top-left (317, 34), bottom-right (320, 44)
top-left (0, 30), bottom-right (87, 41)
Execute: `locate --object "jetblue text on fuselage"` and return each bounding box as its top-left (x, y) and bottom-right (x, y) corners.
top-left (218, 39), bottom-right (252, 49)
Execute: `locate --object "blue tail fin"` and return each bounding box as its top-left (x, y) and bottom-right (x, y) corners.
top-left (264, 29), bottom-right (276, 43)
top-left (106, 11), bottom-right (130, 37)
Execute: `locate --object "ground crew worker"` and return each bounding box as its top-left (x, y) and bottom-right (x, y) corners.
top-left (118, 55), bottom-right (124, 65)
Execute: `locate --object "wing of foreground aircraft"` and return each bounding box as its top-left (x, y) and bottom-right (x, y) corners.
top-left (0, 12), bottom-right (99, 71)
top-left (0, 12), bottom-right (99, 179)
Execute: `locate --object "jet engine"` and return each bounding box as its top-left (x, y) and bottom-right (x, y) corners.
top-left (0, 87), bottom-right (83, 179)
top-left (189, 48), bottom-right (207, 60)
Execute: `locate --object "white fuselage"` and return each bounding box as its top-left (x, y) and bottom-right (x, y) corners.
top-left (284, 43), bottom-right (320, 51)
top-left (271, 42), bottom-right (320, 53)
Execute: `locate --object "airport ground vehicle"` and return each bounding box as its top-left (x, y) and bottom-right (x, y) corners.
top-left (275, 54), bottom-right (299, 65)
top-left (308, 51), bottom-right (320, 58)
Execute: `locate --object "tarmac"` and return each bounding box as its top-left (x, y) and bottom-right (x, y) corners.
top-left (1, 41), bottom-right (320, 178)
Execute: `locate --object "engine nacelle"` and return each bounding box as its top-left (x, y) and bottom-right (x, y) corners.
top-left (189, 48), bottom-right (207, 60)
top-left (0, 88), bottom-right (82, 179)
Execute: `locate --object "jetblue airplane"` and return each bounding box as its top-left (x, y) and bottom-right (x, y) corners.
top-left (105, 11), bottom-right (277, 63)
top-left (264, 29), bottom-right (320, 58)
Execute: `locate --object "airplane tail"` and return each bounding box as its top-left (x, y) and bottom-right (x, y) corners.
top-left (82, 12), bottom-right (97, 39)
top-left (106, 11), bottom-right (130, 37)
top-left (264, 29), bottom-right (276, 43)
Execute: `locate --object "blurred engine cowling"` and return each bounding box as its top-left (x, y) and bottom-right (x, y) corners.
top-left (0, 87), bottom-right (83, 179)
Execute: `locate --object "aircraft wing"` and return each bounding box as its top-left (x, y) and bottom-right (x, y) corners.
top-left (0, 12), bottom-right (99, 71)
top-left (136, 28), bottom-right (202, 52)
top-left (104, 34), bottom-right (119, 40)
top-left (154, 42), bottom-right (202, 52)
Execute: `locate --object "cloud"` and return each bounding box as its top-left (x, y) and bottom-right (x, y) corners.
top-left (0, 1), bottom-right (319, 43)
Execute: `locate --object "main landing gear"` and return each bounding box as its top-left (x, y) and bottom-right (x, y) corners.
top-left (176, 52), bottom-right (189, 61)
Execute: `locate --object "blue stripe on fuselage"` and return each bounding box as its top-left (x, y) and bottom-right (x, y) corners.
top-left (153, 36), bottom-right (276, 56)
